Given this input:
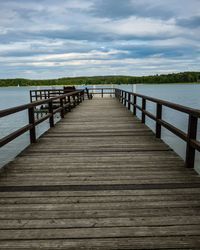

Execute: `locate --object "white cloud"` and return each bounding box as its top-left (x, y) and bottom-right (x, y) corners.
top-left (95, 16), bottom-right (180, 37)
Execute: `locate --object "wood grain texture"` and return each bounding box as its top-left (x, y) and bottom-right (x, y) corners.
top-left (0, 97), bottom-right (200, 249)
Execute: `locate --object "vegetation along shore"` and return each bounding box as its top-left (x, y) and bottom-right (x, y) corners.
top-left (0, 72), bottom-right (199, 87)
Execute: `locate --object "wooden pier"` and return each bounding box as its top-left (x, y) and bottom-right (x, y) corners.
top-left (0, 90), bottom-right (200, 249)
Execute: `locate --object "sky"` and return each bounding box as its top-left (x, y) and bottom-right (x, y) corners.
top-left (0, 0), bottom-right (200, 79)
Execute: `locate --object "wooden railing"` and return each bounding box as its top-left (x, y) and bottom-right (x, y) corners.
top-left (30, 87), bottom-right (115, 101)
top-left (86, 87), bottom-right (115, 98)
top-left (30, 89), bottom-right (64, 102)
top-left (1, 86), bottom-right (199, 169)
top-left (115, 88), bottom-right (200, 169)
top-left (0, 90), bottom-right (84, 147)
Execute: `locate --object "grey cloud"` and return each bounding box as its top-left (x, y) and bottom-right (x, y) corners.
top-left (177, 16), bottom-right (200, 28)
top-left (90, 0), bottom-right (173, 20)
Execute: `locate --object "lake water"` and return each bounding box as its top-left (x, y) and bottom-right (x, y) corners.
top-left (0, 84), bottom-right (200, 173)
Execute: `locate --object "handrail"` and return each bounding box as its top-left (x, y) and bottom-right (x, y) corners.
top-left (87, 88), bottom-right (115, 98)
top-left (30, 87), bottom-right (115, 101)
top-left (115, 88), bottom-right (200, 169)
top-left (0, 90), bottom-right (85, 147)
top-left (1, 91), bottom-right (81, 117)
top-left (118, 90), bottom-right (200, 117)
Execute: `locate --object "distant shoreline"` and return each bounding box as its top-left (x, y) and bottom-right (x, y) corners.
top-left (0, 82), bottom-right (200, 88)
top-left (0, 72), bottom-right (199, 87)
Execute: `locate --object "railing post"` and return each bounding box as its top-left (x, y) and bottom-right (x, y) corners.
top-left (68, 96), bottom-right (71, 111)
top-left (28, 107), bottom-right (36, 143)
top-left (64, 96), bottom-right (67, 112)
top-left (123, 92), bottom-right (126, 106)
top-left (141, 98), bottom-right (146, 123)
top-left (60, 98), bottom-right (65, 119)
top-left (156, 103), bottom-right (162, 138)
top-left (116, 89), bottom-right (119, 100)
top-left (128, 93), bottom-right (131, 110)
top-left (49, 100), bottom-right (54, 127)
top-left (185, 115), bottom-right (198, 168)
top-left (78, 92), bottom-right (83, 103)
top-left (73, 94), bottom-right (76, 107)
top-left (30, 91), bottom-right (33, 103)
top-left (101, 89), bottom-right (103, 98)
top-left (133, 95), bottom-right (137, 116)
top-left (79, 93), bottom-right (81, 103)
top-left (77, 93), bottom-right (80, 104)
top-left (124, 92), bottom-right (127, 107)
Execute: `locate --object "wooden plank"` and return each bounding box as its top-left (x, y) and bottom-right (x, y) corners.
top-left (1, 193), bottom-right (200, 204)
top-left (1, 200), bottom-right (200, 212)
top-left (0, 187), bottom-right (199, 197)
top-left (0, 237), bottom-right (200, 249)
top-left (0, 207), bottom-right (200, 219)
top-left (1, 225), bottom-right (200, 240)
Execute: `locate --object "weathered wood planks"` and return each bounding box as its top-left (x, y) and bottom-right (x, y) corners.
top-left (0, 97), bottom-right (200, 249)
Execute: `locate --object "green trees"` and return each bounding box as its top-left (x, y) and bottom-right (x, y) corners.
top-left (0, 72), bottom-right (199, 87)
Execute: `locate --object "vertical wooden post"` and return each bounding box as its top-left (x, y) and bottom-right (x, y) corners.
top-left (101, 89), bottom-right (103, 98)
top-left (128, 93), bottom-right (131, 110)
top-left (79, 93), bottom-right (81, 103)
top-left (79, 92), bottom-right (82, 103)
top-left (28, 107), bottom-right (36, 143)
top-left (60, 98), bottom-right (64, 118)
top-left (49, 100), bottom-right (54, 127)
top-left (77, 93), bottom-right (80, 104)
top-left (35, 91), bottom-right (38, 101)
top-left (30, 91), bottom-right (32, 103)
top-left (156, 103), bottom-right (162, 138)
top-left (133, 95), bottom-right (137, 116)
top-left (73, 95), bottom-right (76, 107)
top-left (123, 92), bottom-right (125, 105)
top-left (141, 98), bottom-right (146, 123)
top-left (68, 96), bottom-right (71, 111)
top-left (120, 91), bottom-right (123, 103)
top-left (64, 96), bottom-right (67, 113)
top-left (185, 115), bottom-right (198, 168)
top-left (124, 92), bottom-right (127, 107)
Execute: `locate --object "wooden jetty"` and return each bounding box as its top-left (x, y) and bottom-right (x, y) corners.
top-left (0, 88), bottom-right (200, 249)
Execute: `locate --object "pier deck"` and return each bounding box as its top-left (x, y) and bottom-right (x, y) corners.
top-left (0, 98), bottom-right (200, 249)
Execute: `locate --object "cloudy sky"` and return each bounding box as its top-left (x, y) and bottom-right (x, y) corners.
top-left (0, 0), bottom-right (200, 79)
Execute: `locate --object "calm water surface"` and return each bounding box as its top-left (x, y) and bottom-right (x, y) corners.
top-left (0, 84), bottom-right (200, 173)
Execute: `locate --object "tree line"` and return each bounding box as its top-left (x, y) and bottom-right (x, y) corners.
top-left (0, 72), bottom-right (199, 87)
